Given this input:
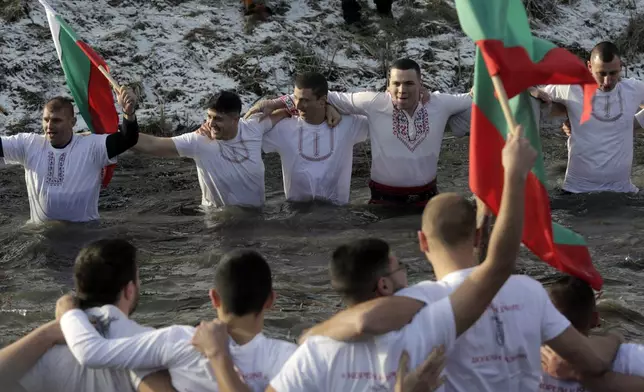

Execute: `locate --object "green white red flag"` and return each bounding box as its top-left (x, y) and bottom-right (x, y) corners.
top-left (455, 0), bottom-right (603, 289)
top-left (39, 0), bottom-right (118, 188)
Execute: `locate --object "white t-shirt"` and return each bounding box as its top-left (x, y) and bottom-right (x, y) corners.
top-left (262, 115), bottom-right (368, 204)
top-left (540, 343), bottom-right (644, 391)
top-left (398, 269), bottom-right (571, 392)
top-left (19, 305), bottom-right (154, 392)
top-left (323, 91), bottom-right (472, 187)
top-left (171, 117), bottom-right (273, 208)
top-left (269, 296), bottom-right (456, 392)
top-left (1, 133), bottom-right (116, 223)
top-left (542, 79), bottom-right (644, 193)
top-left (60, 308), bottom-right (297, 392)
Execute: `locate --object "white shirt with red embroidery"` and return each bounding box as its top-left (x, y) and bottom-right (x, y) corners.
top-left (397, 268), bottom-right (571, 392)
top-left (1, 133), bottom-right (116, 224)
top-left (281, 91), bottom-right (471, 187)
top-left (60, 308), bottom-right (297, 392)
top-left (539, 343), bottom-right (644, 391)
top-left (262, 115), bottom-right (368, 204)
top-left (171, 116), bottom-right (273, 208)
top-left (269, 297), bottom-right (456, 392)
top-left (542, 79), bottom-right (644, 193)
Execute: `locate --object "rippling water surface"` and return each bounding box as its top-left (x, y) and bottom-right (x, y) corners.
top-left (2, 131), bottom-right (644, 346)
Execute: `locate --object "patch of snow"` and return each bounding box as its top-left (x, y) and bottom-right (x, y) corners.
top-left (1, 0), bottom-right (644, 134)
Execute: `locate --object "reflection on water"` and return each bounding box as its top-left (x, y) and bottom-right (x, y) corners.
top-left (2, 138), bottom-right (644, 347)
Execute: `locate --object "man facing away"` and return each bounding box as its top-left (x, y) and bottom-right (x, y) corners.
top-left (0, 238), bottom-right (174, 392)
top-left (247, 58), bottom-right (472, 207)
top-left (540, 275), bottom-right (644, 391)
top-left (131, 91), bottom-right (289, 208)
top-left (298, 151), bottom-right (622, 390)
top-left (0, 88), bottom-right (139, 224)
top-left (267, 123), bottom-right (572, 391)
top-left (262, 71), bottom-right (369, 205)
top-left (534, 41), bottom-right (644, 194)
top-left (56, 248), bottom-right (297, 392)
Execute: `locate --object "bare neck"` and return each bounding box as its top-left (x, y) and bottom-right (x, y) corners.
top-left (218, 312), bottom-right (264, 346)
top-left (303, 111), bottom-right (326, 125)
top-left (428, 246), bottom-right (478, 281)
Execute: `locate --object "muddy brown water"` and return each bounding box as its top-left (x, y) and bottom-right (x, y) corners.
top-left (1, 128), bottom-right (644, 346)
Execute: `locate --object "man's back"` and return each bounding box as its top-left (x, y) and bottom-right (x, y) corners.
top-left (399, 271), bottom-right (571, 392)
top-left (61, 308), bottom-right (297, 392)
top-left (270, 297), bottom-right (456, 392)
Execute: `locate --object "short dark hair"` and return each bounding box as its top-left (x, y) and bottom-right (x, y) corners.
top-left (390, 58), bottom-right (421, 78)
top-left (330, 238), bottom-right (391, 305)
top-left (206, 91), bottom-right (242, 115)
top-left (422, 193), bottom-right (477, 247)
top-left (590, 41), bottom-right (621, 63)
top-left (547, 275), bottom-right (596, 332)
top-left (294, 72), bottom-right (329, 99)
top-left (214, 249), bottom-right (272, 316)
top-left (44, 96), bottom-right (75, 117)
top-left (74, 239), bottom-right (138, 309)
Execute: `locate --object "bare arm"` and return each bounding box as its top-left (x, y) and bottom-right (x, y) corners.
top-left (0, 321), bottom-right (62, 384)
top-left (132, 133), bottom-right (179, 157)
top-left (546, 328), bottom-right (616, 378)
top-left (449, 126), bottom-right (535, 337)
top-left (138, 370), bottom-right (178, 392)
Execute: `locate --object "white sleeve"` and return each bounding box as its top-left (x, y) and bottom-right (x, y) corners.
top-left (435, 92), bottom-right (473, 116)
top-left (540, 84), bottom-right (569, 104)
top-left (266, 341), bottom-right (298, 381)
top-left (327, 91), bottom-right (379, 116)
top-left (395, 281), bottom-right (448, 305)
top-left (539, 286), bottom-right (572, 342)
top-left (400, 297), bottom-right (456, 368)
top-left (350, 115), bottom-right (369, 143)
top-left (60, 309), bottom-right (174, 370)
top-left (612, 343), bottom-right (644, 376)
top-left (447, 107), bottom-right (471, 137)
top-left (89, 134), bottom-right (117, 167)
top-left (1, 133), bottom-right (34, 165)
top-left (262, 120), bottom-right (286, 154)
top-left (269, 341), bottom-right (324, 392)
top-left (245, 115), bottom-right (274, 135)
top-left (171, 132), bottom-right (201, 158)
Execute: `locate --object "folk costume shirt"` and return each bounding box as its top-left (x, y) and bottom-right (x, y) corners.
top-left (269, 297), bottom-right (456, 392)
top-left (398, 268), bottom-right (571, 392)
top-left (262, 115), bottom-right (368, 204)
top-left (542, 79), bottom-right (644, 193)
top-left (1, 133), bottom-right (116, 223)
top-left (60, 308), bottom-right (297, 392)
top-left (171, 116), bottom-right (273, 208)
top-left (20, 305), bottom-right (156, 392)
top-left (280, 91), bottom-right (472, 188)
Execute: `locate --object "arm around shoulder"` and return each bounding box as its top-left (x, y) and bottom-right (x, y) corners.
top-left (132, 133), bottom-right (180, 158)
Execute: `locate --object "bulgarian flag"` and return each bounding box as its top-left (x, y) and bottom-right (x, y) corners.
top-left (39, 0), bottom-right (119, 188)
top-left (455, 0), bottom-right (603, 289)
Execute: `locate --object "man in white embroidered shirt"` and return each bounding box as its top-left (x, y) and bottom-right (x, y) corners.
top-left (56, 249), bottom-right (297, 392)
top-left (131, 91), bottom-right (288, 208)
top-left (263, 72), bottom-right (368, 205)
top-left (0, 88), bottom-right (139, 224)
top-left (533, 41), bottom-right (644, 194)
top-left (268, 124), bottom-right (576, 392)
top-left (247, 58), bottom-right (473, 207)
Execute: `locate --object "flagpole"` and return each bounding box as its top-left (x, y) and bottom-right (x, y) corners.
top-left (97, 65), bottom-right (122, 92)
top-left (490, 75), bottom-right (518, 132)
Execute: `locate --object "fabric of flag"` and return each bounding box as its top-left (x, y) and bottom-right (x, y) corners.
top-left (455, 0), bottom-right (603, 289)
top-left (40, 0), bottom-right (118, 188)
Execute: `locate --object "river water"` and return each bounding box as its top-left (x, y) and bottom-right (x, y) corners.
top-left (1, 128), bottom-right (644, 346)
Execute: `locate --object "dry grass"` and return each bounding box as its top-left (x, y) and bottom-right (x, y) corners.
top-left (15, 87), bottom-right (44, 111)
top-left (523, 0), bottom-right (560, 21)
top-left (615, 12), bottom-right (644, 60)
top-left (0, 0), bottom-right (25, 22)
top-left (380, 0), bottom-right (458, 39)
top-left (183, 26), bottom-right (223, 49)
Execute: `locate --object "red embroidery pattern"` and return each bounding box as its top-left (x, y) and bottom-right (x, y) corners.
top-left (298, 125), bottom-right (335, 162)
top-left (280, 95), bottom-right (299, 116)
top-left (392, 106), bottom-right (430, 152)
top-left (220, 128), bottom-right (250, 163)
top-left (46, 151), bottom-right (66, 186)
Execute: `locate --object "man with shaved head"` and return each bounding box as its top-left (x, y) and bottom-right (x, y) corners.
top-left (0, 88), bottom-right (139, 224)
top-left (301, 175), bottom-right (623, 390)
top-left (532, 41), bottom-right (644, 194)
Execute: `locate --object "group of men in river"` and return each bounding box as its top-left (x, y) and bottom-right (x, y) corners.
top-left (2, 40), bottom-right (644, 391)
